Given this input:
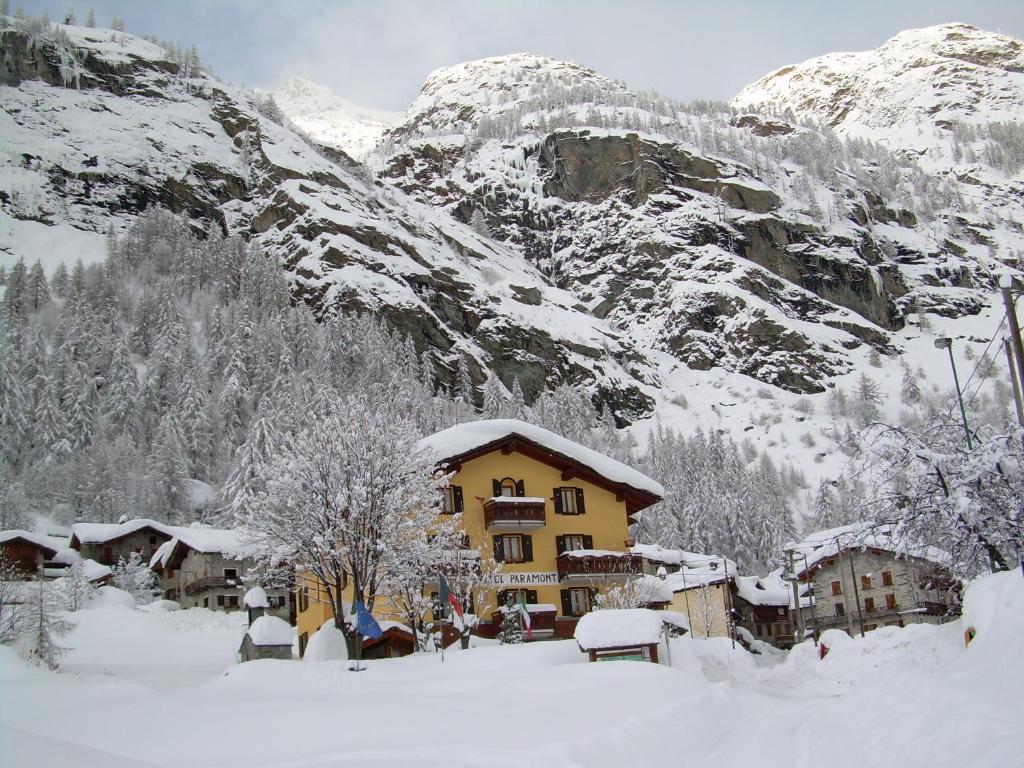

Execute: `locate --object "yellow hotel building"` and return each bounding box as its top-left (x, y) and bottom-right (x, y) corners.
top-left (295, 419), bottom-right (664, 650)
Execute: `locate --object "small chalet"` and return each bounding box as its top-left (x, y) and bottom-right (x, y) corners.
top-left (660, 551), bottom-right (738, 640)
top-left (574, 608), bottom-right (667, 663)
top-left (1, 529), bottom-right (111, 583)
top-left (70, 519), bottom-right (178, 566)
top-left (732, 573), bottom-right (795, 649)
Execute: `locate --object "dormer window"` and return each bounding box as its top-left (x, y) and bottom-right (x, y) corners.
top-left (492, 478), bottom-right (525, 497)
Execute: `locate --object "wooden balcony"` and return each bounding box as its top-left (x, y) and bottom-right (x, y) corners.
top-left (184, 576), bottom-right (240, 596)
top-left (490, 607), bottom-right (557, 638)
top-left (483, 497), bottom-right (546, 531)
top-left (557, 551), bottom-right (643, 581)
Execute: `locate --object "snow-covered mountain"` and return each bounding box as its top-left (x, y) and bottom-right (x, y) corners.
top-left (267, 77), bottom-right (399, 161)
top-left (731, 23), bottom-right (1024, 151)
top-left (4, 16), bottom-right (1024, 489)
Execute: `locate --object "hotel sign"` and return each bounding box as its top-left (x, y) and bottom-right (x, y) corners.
top-left (495, 572), bottom-right (560, 586)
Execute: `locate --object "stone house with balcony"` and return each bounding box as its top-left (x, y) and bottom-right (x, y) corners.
top-left (793, 523), bottom-right (961, 637)
top-left (1, 529), bottom-right (112, 584)
top-left (294, 419), bottom-right (664, 651)
top-left (150, 528), bottom-right (291, 620)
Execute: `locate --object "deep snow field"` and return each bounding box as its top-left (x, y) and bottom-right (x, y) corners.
top-left (1, 573), bottom-right (1022, 768)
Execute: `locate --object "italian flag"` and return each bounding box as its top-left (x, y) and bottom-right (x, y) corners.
top-left (519, 592), bottom-right (532, 639)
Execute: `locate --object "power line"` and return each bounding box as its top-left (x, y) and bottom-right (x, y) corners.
top-left (959, 315), bottom-right (1006, 409)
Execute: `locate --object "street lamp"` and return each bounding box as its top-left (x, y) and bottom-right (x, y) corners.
top-left (934, 337), bottom-right (972, 450)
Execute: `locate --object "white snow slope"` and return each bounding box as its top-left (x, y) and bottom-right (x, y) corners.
top-left (268, 76), bottom-right (400, 161)
top-left (0, 571), bottom-right (1020, 767)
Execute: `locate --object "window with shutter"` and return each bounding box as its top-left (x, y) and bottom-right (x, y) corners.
top-left (453, 486), bottom-right (464, 514)
top-left (566, 588), bottom-right (591, 616)
top-left (582, 534), bottom-right (593, 550)
top-left (562, 535), bottom-right (585, 551)
top-left (497, 535), bottom-right (526, 563)
top-left (861, 575), bottom-right (872, 590)
top-left (527, 590), bottom-right (537, 604)
top-left (885, 593), bottom-right (897, 610)
top-left (831, 580), bottom-right (842, 595)
top-left (498, 478), bottom-right (517, 497)
top-left (834, 603), bottom-right (845, 616)
top-left (552, 489), bottom-right (564, 514)
top-left (555, 487), bottom-right (583, 515)
top-left (882, 571), bottom-right (893, 586)
top-left (555, 535), bottom-right (566, 555)
top-left (492, 479), bottom-right (503, 496)
top-left (864, 597), bottom-right (875, 612)
top-left (560, 589), bottom-right (572, 616)
top-left (574, 488), bottom-right (586, 514)
top-left (514, 479), bottom-right (525, 497)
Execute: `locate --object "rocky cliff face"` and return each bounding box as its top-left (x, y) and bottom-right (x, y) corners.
top-left (3, 20), bottom-right (1021, 428)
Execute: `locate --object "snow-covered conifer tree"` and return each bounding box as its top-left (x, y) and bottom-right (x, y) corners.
top-left (481, 374), bottom-right (505, 419)
top-left (110, 552), bottom-right (157, 604)
top-left (496, 593), bottom-right (524, 644)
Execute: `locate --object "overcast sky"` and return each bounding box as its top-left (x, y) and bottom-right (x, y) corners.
top-left (26, 0), bottom-right (1024, 110)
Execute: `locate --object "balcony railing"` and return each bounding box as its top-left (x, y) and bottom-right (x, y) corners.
top-left (557, 551), bottom-right (643, 581)
top-left (184, 576), bottom-right (241, 596)
top-left (483, 497), bottom-right (546, 530)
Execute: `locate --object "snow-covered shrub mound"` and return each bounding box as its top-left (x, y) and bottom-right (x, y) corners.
top-left (304, 622), bottom-right (348, 662)
top-left (86, 586), bottom-right (136, 610)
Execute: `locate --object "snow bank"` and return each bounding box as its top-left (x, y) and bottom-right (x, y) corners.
top-left (419, 419), bottom-right (665, 497)
top-left (86, 586), bottom-right (136, 610)
top-left (574, 608), bottom-right (665, 650)
top-left (303, 622), bottom-right (348, 662)
top-left (247, 616), bottom-right (293, 647)
top-left (961, 569), bottom-right (1024, 662)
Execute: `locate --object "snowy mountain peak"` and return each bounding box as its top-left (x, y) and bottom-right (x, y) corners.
top-left (731, 23), bottom-right (1024, 145)
top-left (269, 76), bottom-right (399, 161)
top-left (384, 53), bottom-right (629, 145)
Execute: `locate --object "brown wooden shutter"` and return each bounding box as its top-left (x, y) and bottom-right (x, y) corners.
top-left (553, 488), bottom-right (563, 514)
top-left (560, 589), bottom-right (572, 616)
top-left (583, 534), bottom-right (594, 550)
top-left (515, 479), bottom-right (525, 497)
top-left (452, 486), bottom-right (464, 514)
top-left (522, 535), bottom-right (533, 562)
top-left (555, 535), bottom-right (566, 555)
top-left (493, 535), bottom-right (504, 562)
top-left (575, 488), bottom-right (586, 514)
top-left (527, 590), bottom-right (538, 604)
top-left (492, 479), bottom-right (502, 496)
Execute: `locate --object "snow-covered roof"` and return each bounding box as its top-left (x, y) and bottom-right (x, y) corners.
top-left (70, 519), bottom-right (179, 546)
top-left (0, 529), bottom-right (62, 554)
top-left (636, 575), bottom-right (674, 604)
top-left (791, 522), bottom-right (952, 577)
top-left (631, 543), bottom-right (683, 565)
top-left (734, 574), bottom-right (791, 607)
top-left (418, 419), bottom-right (665, 498)
top-left (574, 608), bottom-right (666, 650)
top-left (247, 615), bottom-right (293, 647)
top-left (149, 526), bottom-right (246, 569)
top-left (244, 586), bottom-right (269, 609)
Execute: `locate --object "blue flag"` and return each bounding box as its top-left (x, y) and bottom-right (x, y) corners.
top-left (355, 600), bottom-right (383, 640)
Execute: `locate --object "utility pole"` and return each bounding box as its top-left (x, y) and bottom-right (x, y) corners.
top-left (785, 545), bottom-right (804, 645)
top-left (802, 552), bottom-right (818, 648)
top-left (1004, 338), bottom-right (1024, 427)
top-left (1001, 277), bottom-right (1024, 401)
top-left (934, 337), bottom-right (972, 450)
top-left (846, 542), bottom-right (866, 639)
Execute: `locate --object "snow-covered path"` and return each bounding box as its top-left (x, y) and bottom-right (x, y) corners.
top-left (1, 573), bottom-right (1021, 768)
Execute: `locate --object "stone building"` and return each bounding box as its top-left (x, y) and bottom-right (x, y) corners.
top-left (793, 523), bottom-right (961, 637)
top-left (150, 528), bottom-right (291, 620)
top-left (69, 520), bottom-right (178, 567)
